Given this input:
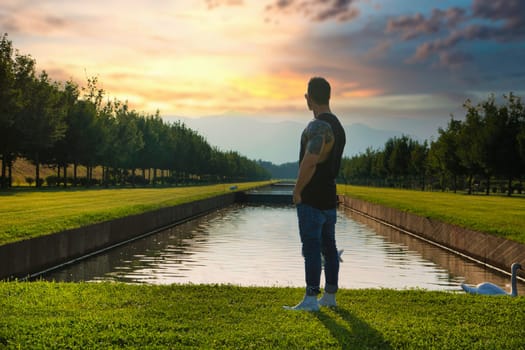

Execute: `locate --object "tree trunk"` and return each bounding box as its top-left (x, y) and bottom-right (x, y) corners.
top-left (1, 154), bottom-right (6, 189)
top-left (153, 168), bottom-right (157, 186)
top-left (103, 166), bottom-right (109, 188)
top-left (63, 164), bottom-right (68, 188)
top-left (485, 175), bottom-right (490, 196)
top-left (7, 159), bottom-right (12, 188)
top-left (507, 177), bottom-right (512, 197)
top-left (87, 166), bottom-right (92, 187)
top-left (73, 162), bottom-right (78, 186)
top-left (35, 163), bottom-right (40, 187)
top-left (35, 153), bottom-right (41, 188)
top-left (467, 174), bottom-right (472, 195)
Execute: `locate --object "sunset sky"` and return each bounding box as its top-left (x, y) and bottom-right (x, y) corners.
top-left (1, 0), bottom-right (525, 138)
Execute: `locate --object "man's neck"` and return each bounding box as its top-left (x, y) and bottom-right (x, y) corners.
top-left (313, 105), bottom-right (331, 118)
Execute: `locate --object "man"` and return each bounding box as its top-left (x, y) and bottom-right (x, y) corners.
top-left (284, 77), bottom-right (346, 311)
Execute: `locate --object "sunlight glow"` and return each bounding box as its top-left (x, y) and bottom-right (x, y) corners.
top-left (2, 0), bottom-right (520, 124)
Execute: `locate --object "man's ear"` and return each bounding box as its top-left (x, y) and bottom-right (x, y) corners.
top-left (306, 95), bottom-right (314, 111)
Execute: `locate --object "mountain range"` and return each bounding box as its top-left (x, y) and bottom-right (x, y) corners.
top-left (174, 116), bottom-right (423, 165)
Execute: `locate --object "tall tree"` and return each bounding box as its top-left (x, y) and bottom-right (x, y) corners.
top-left (0, 33), bottom-right (16, 188)
top-left (495, 93), bottom-right (524, 195)
top-left (386, 136), bottom-right (411, 187)
top-left (18, 72), bottom-right (67, 187)
top-left (410, 139), bottom-right (428, 190)
top-left (111, 103), bottom-right (144, 185)
top-left (457, 100), bottom-right (485, 194)
top-left (51, 80), bottom-right (80, 186)
top-left (428, 119), bottom-right (464, 192)
top-left (518, 98), bottom-right (525, 185)
top-left (0, 34), bottom-right (36, 188)
top-left (135, 112), bottom-right (163, 182)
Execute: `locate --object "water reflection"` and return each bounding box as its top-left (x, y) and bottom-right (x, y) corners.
top-left (43, 204), bottom-right (525, 292)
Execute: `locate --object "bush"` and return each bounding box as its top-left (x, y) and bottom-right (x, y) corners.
top-left (25, 177), bottom-right (34, 186)
top-left (46, 175), bottom-right (59, 187)
top-left (126, 174), bottom-right (149, 186)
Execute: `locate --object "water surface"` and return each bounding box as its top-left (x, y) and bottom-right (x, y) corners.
top-left (44, 204), bottom-right (524, 292)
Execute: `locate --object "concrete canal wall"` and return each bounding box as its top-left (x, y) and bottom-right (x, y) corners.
top-left (0, 193), bottom-right (237, 280)
top-left (3, 186), bottom-right (523, 280)
top-left (340, 195), bottom-right (525, 278)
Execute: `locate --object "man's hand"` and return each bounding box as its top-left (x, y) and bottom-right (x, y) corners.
top-left (293, 190), bottom-right (301, 205)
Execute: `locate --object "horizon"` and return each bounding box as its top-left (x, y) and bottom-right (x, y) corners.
top-left (176, 115), bottom-right (437, 164)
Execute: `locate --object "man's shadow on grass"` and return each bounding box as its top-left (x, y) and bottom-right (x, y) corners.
top-left (316, 307), bottom-right (392, 349)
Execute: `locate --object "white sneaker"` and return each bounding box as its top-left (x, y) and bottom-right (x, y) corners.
top-left (318, 292), bottom-right (337, 307)
top-left (283, 295), bottom-right (319, 311)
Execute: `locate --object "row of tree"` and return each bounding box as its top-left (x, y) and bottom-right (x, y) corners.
top-left (0, 33), bottom-right (270, 188)
top-left (340, 93), bottom-right (525, 196)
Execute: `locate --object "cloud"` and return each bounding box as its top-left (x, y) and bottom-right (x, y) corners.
top-left (386, 7), bottom-right (466, 40)
top-left (0, 11), bottom-right (71, 35)
top-left (471, 0), bottom-right (525, 40)
top-left (265, 0), bottom-right (360, 22)
top-left (364, 39), bottom-right (392, 60)
top-left (473, 0), bottom-right (524, 27)
top-left (205, 0), bottom-right (244, 9)
top-left (437, 50), bottom-right (473, 69)
top-left (386, 1), bottom-right (525, 69)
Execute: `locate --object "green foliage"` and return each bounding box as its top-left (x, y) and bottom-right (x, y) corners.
top-left (24, 177), bottom-right (34, 186)
top-left (1, 283), bottom-right (524, 349)
top-left (0, 35), bottom-right (270, 189)
top-left (342, 137), bottom-right (430, 189)
top-left (341, 93), bottom-right (525, 196)
top-left (0, 33), bottom-right (37, 189)
top-left (258, 160), bottom-right (298, 179)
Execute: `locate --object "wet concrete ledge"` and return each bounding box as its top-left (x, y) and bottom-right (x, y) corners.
top-left (4, 190), bottom-right (523, 280)
top-left (340, 195), bottom-right (525, 278)
top-left (0, 193), bottom-right (238, 280)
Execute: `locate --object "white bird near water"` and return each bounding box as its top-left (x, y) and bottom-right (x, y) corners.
top-left (320, 249), bottom-right (344, 268)
top-left (461, 262), bottom-right (522, 296)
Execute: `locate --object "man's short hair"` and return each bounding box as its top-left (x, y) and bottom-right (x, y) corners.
top-left (307, 77), bottom-right (331, 105)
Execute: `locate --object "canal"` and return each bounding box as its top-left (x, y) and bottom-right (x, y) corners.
top-left (43, 202), bottom-right (524, 292)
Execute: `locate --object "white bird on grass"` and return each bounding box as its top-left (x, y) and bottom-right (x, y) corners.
top-left (461, 263), bottom-right (522, 296)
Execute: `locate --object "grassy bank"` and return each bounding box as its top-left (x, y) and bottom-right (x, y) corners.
top-left (1, 282), bottom-right (523, 349)
top-left (0, 181), bottom-right (271, 246)
top-left (339, 185), bottom-right (525, 244)
top-left (2, 182), bottom-right (524, 246)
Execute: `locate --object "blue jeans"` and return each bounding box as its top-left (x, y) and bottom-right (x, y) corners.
top-left (296, 203), bottom-right (339, 296)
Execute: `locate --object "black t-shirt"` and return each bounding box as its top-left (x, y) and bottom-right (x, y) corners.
top-left (299, 113), bottom-right (346, 210)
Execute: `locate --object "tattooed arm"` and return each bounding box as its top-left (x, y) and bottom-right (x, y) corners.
top-left (293, 119), bottom-right (334, 204)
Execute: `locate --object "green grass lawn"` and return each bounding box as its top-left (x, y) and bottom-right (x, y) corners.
top-left (339, 185), bottom-right (525, 244)
top-left (2, 182), bottom-right (524, 246)
top-left (0, 182), bottom-right (271, 246)
top-left (2, 185), bottom-right (525, 348)
top-left (1, 282), bottom-right (523, 349)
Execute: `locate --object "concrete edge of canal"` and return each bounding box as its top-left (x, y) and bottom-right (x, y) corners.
top-left (0, 192), bottom-right (238, 280)
top-left (339, 195), bottom-right (525, 280)
top-left (1, 187), bottom-right (524, 281)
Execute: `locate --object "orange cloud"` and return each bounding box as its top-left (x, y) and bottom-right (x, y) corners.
top-left (232, 71), bottom-right (308, 100)
top-left (341, 89), bottom-right (383, 98)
